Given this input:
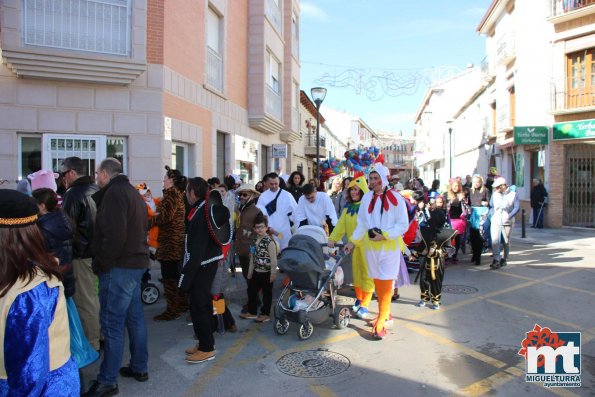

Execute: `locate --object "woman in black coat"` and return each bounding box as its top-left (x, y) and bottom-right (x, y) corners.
top-left (286, 171), bottom-right (305, 202)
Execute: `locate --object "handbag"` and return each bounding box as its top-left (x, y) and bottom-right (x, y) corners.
top-left (66, 297), bottom-right (99, 368)
top-left (264, 189), bottom-right (282, 216)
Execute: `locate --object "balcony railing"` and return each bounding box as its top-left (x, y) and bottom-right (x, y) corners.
top-left (265, 84), bottom-right (281, 120)
top-left (305, 133), bottom-right (326, 148)
top-left (206, 46), bottom-right (223, 92)
top-left (266, 0), bottom-right (282, 34)
top-left (551, 78), bottom-right (595, 111)
top-left (497, 105), bottom-right (511, 131)
top-left (496, 32), bottom-right (515, 65)
top-left (550, 0), bottom-right (595, 17)
top-left (291, 108), bottom-right (299, 132)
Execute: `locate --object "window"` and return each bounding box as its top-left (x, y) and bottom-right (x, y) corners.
top-left (23, 0), bottom-right (131, 56)
top-left (172, 142), bottom-right (188, 175)
top-left (206, 6), bottom-right (223, 91)
top-left (267, 51), bottom-right (280, 93)
top-left (566, 48), bottom-right (595, 108)
top-left (266, 0), bottom-right (282, 34)
top-left (18, 135), bottom-right (42, 180)
top-left (107, 137), bottom-right (128, 173)
top-left (42, 134), bottom-right (107, 176)
top-left (292, 12), bottom-right (299, 58)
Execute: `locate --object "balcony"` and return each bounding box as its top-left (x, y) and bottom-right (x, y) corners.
top-left (550, 0), bottom-right (595, 19)
top-left (551, 78), bottom-right (595, 113)
top-left (496, 32), bottom-right (515, 65)
top-left (304, 133), bottom-right (328, 158)
top-left (266, 0), bottom-right (282, 34)
top-left (480, 56), bottom-right (494, 81)
top-left (265, 84), bottom-right (282, 120)
top-left (279, 108), bottom-right (301, 143)
top-left (497, 105), bottom-right (512, 131)
top-left (206, 46), bottom-right (223, 92)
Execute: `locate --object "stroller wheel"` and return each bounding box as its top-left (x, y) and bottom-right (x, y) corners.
top-left (141, 283), bottom-right (160, 305)
top-left (334, 306), bottom-right (350, 329)
top-left (273, 318), bottom-right (290, 335)
top-left (297, 321), bottom-right (314, 340)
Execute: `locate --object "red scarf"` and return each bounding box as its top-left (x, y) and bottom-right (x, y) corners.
top-left (368, 189), bottom-right (398, 214)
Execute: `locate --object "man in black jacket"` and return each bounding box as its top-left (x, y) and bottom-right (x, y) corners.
top-left (83, 158), bottom-right (150, 397)
top-left (530, 178), bottom-right (548, 229)
top-left (61, 156), bottom-right (101, 351)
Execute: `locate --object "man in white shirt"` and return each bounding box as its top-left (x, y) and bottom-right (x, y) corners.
top-left (294, 183), bottom-right (338, 232)
top-left (256, 173), bottom-right (297, 250)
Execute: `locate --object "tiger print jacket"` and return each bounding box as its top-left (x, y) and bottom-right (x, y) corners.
top-left (149, 186), bottom-right (185, 261)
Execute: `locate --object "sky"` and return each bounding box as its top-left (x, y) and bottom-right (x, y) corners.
top-left (299, 0), bottom-right (493, 137)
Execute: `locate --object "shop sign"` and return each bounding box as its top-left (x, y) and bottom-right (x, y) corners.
top-left (513, 126), bottom-right (548, 145)
top-left (272, 144), bottom-right (287, 158)
top-left (553, 119), bottom-right (595, 141)
top-left (235, 137), bottom-right (258, 163)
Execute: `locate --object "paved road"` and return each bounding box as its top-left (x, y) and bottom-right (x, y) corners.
top-left (81, 228), bottom-right (595, 396)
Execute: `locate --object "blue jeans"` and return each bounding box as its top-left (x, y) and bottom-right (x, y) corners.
top-left (97, 267), bottom-right (148, 385)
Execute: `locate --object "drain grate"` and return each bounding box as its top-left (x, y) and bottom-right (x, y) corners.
top-left (277, 350), bottom-right (350, 378)
top-left (442, 285), bottom-right (479, 295)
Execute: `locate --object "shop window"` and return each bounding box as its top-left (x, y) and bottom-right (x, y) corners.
top-left (172, 142), bottom-right (188, 175)
top-left (18, 135), bottom-right (42, 180)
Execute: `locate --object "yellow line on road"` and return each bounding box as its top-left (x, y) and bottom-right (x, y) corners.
top-left (309, 383), bottom-right (339, 397)
top-left (493, 268), bottom-right (595, 297)
top-left (404, 323), bottom-right (508, 369)
top-left (183, 327), bottom-right (258, 397)
top-left (256, 334), bottom-right (279, 352)
top-left (484, 298), bottom-right (585, 330)
top-left (454, 370), bottom-right (517, 397)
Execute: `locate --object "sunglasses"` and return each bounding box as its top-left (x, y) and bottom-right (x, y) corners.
top-left (60, 169), bottom-right (71, 178)
top-left (238, 192), bottom-right (251, 198)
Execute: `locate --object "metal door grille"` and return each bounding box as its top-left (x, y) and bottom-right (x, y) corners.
top-left (564, 143), bottom-right (595, 227)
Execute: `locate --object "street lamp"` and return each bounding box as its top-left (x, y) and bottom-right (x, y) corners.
top-left (311, 87), bottom-right (327, 183)
top-left (446, 119), bottom-right (454, 179)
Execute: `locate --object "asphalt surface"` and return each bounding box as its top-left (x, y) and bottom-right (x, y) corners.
top-left (80, 227), bottom-right (595, 396)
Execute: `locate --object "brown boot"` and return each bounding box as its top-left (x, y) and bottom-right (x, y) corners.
top-left (154, 279), bottom-right (181, 321)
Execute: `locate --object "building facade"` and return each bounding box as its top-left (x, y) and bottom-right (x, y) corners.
top-left (1, 0), bottom-right (301, 190)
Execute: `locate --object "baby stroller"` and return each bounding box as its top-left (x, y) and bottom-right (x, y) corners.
top-left (274, 226), bottom-right (350, 340)
top-left (141, 269), bottom-right (160, 305)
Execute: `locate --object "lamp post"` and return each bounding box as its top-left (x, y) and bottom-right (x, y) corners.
top-left (311, 87), bottom-right (327, 183)
top-left (447, 120), bottom-right (453, 179)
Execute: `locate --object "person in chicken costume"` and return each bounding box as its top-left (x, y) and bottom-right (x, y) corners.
top-left (328, 172), bottom-right (374, 319)
top-left (345, 159), bottom-right (410, 339)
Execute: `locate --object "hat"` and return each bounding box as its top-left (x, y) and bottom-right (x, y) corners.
top-left (135, 182), bottom-right (149, 195)
top-left (230, 174), bottom-right (241, 185)
top-left (0, 189), bottom-right (39, 228)
top-left (205, 189), bottom-right (232, 247)
top-left (236, 183), bottom-right (260, 197)
top-left (16, 179), bottom-right (32, 196)
top-left (412, 190), bottom-right (425, 202)
top-left (493, 177), bottom-right (507, 188)
top-left (28, 170), bottom-right (58, 192)
top-left (391, 174), bottom-right (400, 180)
top-left (369, 162), bottom-right (390, 188)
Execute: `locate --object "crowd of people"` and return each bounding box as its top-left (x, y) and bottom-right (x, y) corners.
top-left (0, 157), bottom-right (548, 396)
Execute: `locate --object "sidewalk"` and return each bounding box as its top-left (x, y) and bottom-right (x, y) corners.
top-left (511, 224), bottom-right (595, 248)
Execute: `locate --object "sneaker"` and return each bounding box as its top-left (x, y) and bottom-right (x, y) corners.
top-left (119, 366), bottom-right (148, 382)
top-left (185, 344), bottom-right (200, 356)
top-left (490, 260), bottom-right (500, 269)
top-left (239, 312), bottom-right (258, 320)
top-left (255, 315), bottom-right (270, 323)
top-left (416, 300), bottom-right (427, 308)
top-left (186, 350), bottom-right (215, 364)
top-left (356, 307), bottom-right (370, 319)
top-left (373, 327), bottom-right (387, 340)
top-left (499, 258), bottom-right (507, 267)
top-left (431, 303), bottom-right (440, 310)
top-left (352, 299), bottom-right (361, 312)
top-left (391, 294), bottom-right (400, 302)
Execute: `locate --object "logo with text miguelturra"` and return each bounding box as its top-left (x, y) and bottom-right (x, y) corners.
top-left (518, 324), bottom-right (581, 388)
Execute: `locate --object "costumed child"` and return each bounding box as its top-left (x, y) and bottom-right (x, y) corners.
top-left (136, 183), bottom-right (160, 252)
top-left (240, 212), bottom-right (279, 323)
top-left (328, 172), bottom-right (374, 319)
top-left (416, 194), bottom-right (450, 309)
top-left (345, 161), bottom-right (411, 340)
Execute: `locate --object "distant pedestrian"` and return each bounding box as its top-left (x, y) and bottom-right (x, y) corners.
top-left (446, 179), bottom-right (469, 262)
top-left (287, 171), bottom-right (305, 202)
top-left (530, 179), bottom-right (548, 229)
top-left (468, 175), bottom-right (490, 266)
top-left (335, 176), bottom-right (353, 216)
top-left (489, 177), bottom-right (520, 269)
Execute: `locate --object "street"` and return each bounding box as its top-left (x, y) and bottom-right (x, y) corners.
top-left (81, 228), bottom-right (595, 396)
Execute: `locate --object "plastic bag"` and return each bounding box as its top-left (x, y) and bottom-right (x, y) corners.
top-left (334, 266), bottom-right (344, 288)
top-left (66, 297), bottom-right (99, 368)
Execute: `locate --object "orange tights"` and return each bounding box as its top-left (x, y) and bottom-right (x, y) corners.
top-left (373, 279), bottom-right (393, 333)
top-left (354, 287), bottom-right (373, 309)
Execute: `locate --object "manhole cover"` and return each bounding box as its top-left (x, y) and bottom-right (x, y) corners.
top-left (277, 350), bottom-right (350, 378)
top-left (442, 285), bottom-right (478, 294)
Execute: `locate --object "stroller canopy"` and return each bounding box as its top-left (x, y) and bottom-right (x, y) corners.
top-left (279, 234), bottom-right (325, 275)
